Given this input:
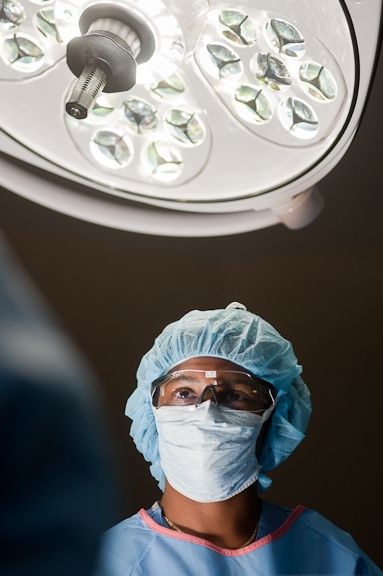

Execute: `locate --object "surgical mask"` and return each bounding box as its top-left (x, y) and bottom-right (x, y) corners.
top-left (153, 399), bottom-right (274, 503)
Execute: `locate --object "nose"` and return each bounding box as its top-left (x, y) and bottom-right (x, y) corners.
top-left (195, 384), bottom-right (219, 407)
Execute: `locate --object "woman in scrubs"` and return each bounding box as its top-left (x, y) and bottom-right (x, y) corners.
top-left (96, 303), bottom-right (382, 575)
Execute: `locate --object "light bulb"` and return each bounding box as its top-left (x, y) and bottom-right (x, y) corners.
top-left (55, 0), bottom-right (187, 86)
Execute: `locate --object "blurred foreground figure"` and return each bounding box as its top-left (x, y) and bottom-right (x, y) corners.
top-left (0, 234), bottom-right (113, 576)
top-left (97, 302), bottom-right (382, 575)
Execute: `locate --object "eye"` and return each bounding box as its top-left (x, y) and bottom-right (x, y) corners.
top-left (171, 387), bottom-right (197, 403)
top-left (219, 390), bottom-right (247, 402)
top-left (175, 388), bottom-right (191, 398)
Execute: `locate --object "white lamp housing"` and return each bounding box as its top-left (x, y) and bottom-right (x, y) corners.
top-left (0, 0), bottom-right (381, 236)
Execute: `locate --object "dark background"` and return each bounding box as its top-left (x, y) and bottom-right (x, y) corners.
top-left (1, 51), bottom-right (382, 567)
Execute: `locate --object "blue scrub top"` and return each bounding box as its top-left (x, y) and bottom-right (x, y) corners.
top-left (95, 500), bottom-right (382, 575)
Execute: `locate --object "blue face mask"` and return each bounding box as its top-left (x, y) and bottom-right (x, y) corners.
top-left (153, 400), bottom-right (275, 503)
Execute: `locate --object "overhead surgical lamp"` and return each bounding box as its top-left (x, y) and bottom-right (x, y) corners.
top-left (0, 0), bottom-right (381, 236)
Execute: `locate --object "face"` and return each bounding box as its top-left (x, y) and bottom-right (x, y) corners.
top-left (155, 356), bottom-right (274, 456)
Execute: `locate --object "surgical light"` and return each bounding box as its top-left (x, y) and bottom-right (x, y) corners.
top-left (0, 0), bottom-right (381, 236)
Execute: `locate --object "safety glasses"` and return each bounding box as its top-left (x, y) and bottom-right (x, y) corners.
top-left (151, 369), bottom-right (275, 413)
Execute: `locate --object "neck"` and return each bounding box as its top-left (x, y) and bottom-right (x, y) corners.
top-left (160, 481), bottom-right (261, 549)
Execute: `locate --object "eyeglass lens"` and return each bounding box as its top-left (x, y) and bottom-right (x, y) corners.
top-left (152, 370), bottom-right (274, 412)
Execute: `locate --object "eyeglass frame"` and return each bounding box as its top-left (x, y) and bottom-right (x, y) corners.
top-left (150, 368), bottom-right (276, 412)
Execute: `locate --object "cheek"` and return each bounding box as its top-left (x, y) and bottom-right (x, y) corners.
top-left (157, 394), bottom-right (167, 407)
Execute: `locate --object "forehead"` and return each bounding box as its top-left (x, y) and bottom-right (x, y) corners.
top-left (170, 356), bottom-right (248, 373)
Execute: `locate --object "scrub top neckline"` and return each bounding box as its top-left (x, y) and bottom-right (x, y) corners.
top-left (138, 503), bottom-right (306, 557)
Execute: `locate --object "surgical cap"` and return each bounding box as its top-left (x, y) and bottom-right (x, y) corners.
top-left (126, 303), bottom-right (312, 491)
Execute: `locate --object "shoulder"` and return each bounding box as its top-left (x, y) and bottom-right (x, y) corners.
top-left (96, 510), bottom-right (155, 575)
top-left (264, 501), bottom-right (381, 574)
top-left (103, 510), bottom-right (154, 547)
top-left (294, 506), bottom-right (381, 574)
top-left (263, 500), bottom-right (361, 551)
top-left (296, 507), bottom-right (362, 551)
